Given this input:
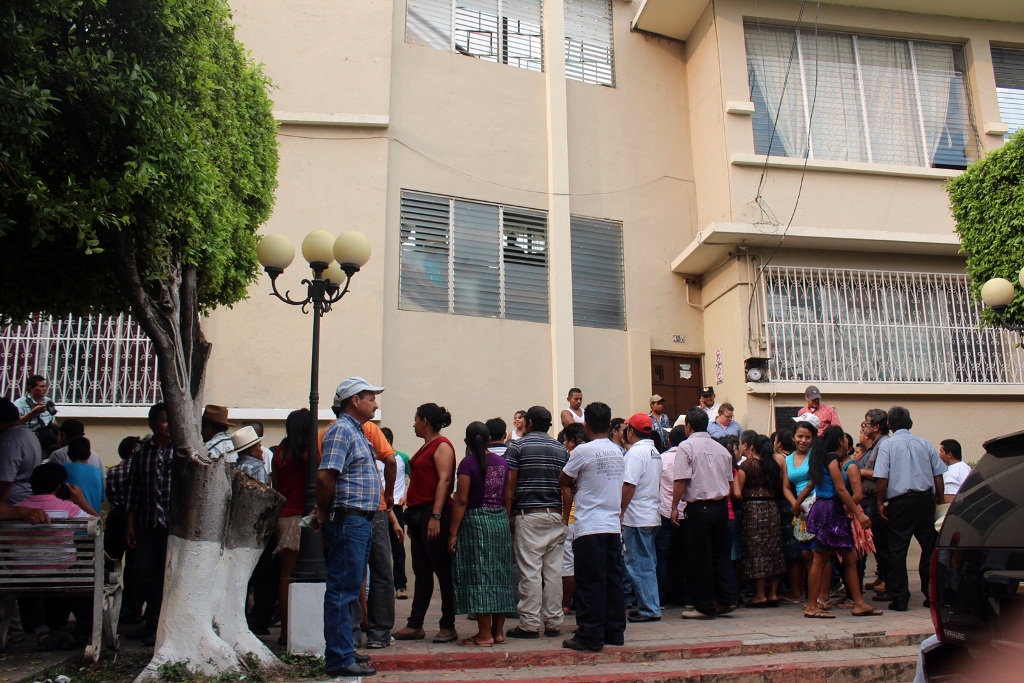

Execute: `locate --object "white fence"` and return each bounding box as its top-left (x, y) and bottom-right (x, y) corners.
top-left (1, 314), bottom-right (161, 406)
top-left (761, 266), bottom-right (1024, 384)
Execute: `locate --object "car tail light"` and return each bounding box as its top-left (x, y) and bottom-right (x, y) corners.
top-left (929, 548), bottom-right (944, 643)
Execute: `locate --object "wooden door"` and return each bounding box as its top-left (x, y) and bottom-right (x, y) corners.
top-left (651, 354), bottom-right (703, 426)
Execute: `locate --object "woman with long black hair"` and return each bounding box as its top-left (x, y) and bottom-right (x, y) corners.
top-left (733, 431), bottom-right (785, 607)
top-left (448, 422), bottom-right (517, 646)
top-left (793, 426), bottom-right (880, 619)
top-left (270, 408), bottom-right (310, 645)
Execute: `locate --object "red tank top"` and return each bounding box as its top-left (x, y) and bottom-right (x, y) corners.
top-left (405, 436), bottom-right (455, 508)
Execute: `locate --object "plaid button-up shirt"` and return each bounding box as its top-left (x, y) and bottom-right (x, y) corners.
top-left (320, 413), bottom-right (380, 512)
top-left (106, 459), bottom-right (132, 509)
top-left (125, 437), bottom-right (174, 529)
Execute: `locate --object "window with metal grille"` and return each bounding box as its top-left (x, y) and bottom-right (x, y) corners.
top-left (745, 23), bottom-right (979, 169)
top-left (992, 46), bottom-right (1024, 140)
top-left (406, 0), bottom-right (544, 72)
top-left (564, 0), bottom-right (615, 87)
top-left (400, 190), bottom-right (549, 322)
top-left (761, 267), bottom-right (1024, 384)
top-left (570, 216), bottom-right (625, 329)
top-left (1, 314), bottom-right (161, 406)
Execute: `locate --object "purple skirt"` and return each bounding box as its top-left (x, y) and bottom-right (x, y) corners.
top-left (806, 496), bottom-right (854, 551)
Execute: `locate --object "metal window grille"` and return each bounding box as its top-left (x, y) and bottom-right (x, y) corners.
top-left (1, 314), bottom-right (161, 406)
top-left (570, 216), bottom-right (625, 329)
top-left (399, 190), bottom-right (549, 322)
top-left (745, 23), bottom-right (979, 169)
top-left (407, 0), bottom-right (544, 72)
top-left (992, 46), bottom-right (1024, 139)
top-left (564, 0), bottom-right (615, 87)
top-left (761, 266), bottom-right (1024, 384)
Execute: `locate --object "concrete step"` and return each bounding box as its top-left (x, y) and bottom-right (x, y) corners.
top-left (367, 629), bottom-right (929, 673)
top-left (367, 643), bottom-right (921, 682)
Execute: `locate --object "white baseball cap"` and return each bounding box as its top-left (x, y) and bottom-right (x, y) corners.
top-left (332, 377), bottom-right (385, 408)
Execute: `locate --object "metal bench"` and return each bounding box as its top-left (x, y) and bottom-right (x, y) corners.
top-left (0, 518), bottom-right (121, 662)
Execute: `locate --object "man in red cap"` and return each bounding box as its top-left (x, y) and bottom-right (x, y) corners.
top-left (797, 386), bottom-right (841, 436)
top-left (621, 414), bottom-right (663, 623)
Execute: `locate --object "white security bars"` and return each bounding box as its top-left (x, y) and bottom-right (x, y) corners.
top-left (570, 216), bottom-right (625, 329)
top-left (564, 0), bottom-right (614, 86)
top-left (992, 46), bottom-right (1024, 139)
top-left (407, 0), bottom-right (544, 72)
top-left (761, 267), bottom-right (1024, 384)
top-left (399, 190), bottom-right (549, 322)
top-left (745, 23), bottom-right (979, 169)
top-left (1, 314), bottom-right (161, 406)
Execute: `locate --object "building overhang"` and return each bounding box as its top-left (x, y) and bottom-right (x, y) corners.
top-left (632, 0), bottom-right (1024, 42)
top-left (670, 222), bottom-right (962, 277)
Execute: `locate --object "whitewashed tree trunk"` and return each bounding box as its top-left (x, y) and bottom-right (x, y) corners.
top-left (113, 250), bottom-right (286, 681)
top-left (133, 457), bottom-right (284, 682)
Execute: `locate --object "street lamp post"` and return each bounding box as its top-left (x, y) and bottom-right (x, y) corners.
top-left (980, 268), bottom-right (1024, 333)
top-left (256, 230), bottom-right (372, 581)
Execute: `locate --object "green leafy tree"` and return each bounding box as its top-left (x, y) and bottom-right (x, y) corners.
top-left (1, 0), bottom-right (282, 677)
top-left (949, 130), bottom-right (1024, 326)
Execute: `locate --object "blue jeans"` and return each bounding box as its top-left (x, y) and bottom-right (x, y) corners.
top-left (324, 515), bottom-right (372, 671)
top-left (622, 526), bottom-right (661, 617)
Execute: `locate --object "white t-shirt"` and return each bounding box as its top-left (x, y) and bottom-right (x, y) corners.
top-left (562, 437), bottom-right (624, 538)
top-left (393, 454), bottom-right (408, 502)
top-left (622, 439), bottom-right (662, 528)
top-left (942, 460), bottom-right (972, 497)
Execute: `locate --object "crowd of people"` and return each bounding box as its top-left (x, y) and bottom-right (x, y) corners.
top-left (0, 374), bottom-right (970, 679)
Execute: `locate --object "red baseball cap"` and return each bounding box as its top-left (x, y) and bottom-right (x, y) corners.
top-left (627, 413), bottom-right (653, 435)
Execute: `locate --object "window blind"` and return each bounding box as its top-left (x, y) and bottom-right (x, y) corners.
top-left (407, 0), bottom-right (543, 72)
top-left (399, 190), bottom-right (549, 322)
top-left (570, 216), bottom-right (625, 329)
top-left (992, 46), bottom-right (1024, 139)
top-left (564, 0), bottom-right (615, 87)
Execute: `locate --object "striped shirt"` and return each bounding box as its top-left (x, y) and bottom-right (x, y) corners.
top-left (205, 432), bottom-right (234, 460)
top-left (106, 459), bottom-right (131, 509)
top-left (505, 431), bottom-right (569, 511)
top-left (320, 413), bottom-right (381, 512)
top-left (125, 437), bottom-right (174, 529)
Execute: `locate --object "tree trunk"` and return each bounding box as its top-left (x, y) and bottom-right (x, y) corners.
top-left (109, 240), bottom-right (286, 680)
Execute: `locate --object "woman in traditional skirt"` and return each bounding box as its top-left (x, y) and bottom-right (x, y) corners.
top-left (448, 421), bottom-right (517, 646)
top-left (793, 426), bottom-right (881, 619)
top-left (733, 431), bottom-right (785, 607)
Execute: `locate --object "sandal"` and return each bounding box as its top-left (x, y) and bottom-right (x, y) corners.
top-left (816, 598), bottom-right (833, 611)
top-left (803, 610), bottom-right (836, 619)
top-left (458, 636), bottom-right (493, 647)
top-left (851, 607), bottom-right (884, 617)
top-left (745, 599), bottom-right (769, 608)
top-left (835, 600), bottom-right (855, 610)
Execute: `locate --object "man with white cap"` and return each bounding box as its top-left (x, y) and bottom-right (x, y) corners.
top-left (797, 386), bottom-right (840, 436)
top-left (313, 376), bottom-right (384, 678)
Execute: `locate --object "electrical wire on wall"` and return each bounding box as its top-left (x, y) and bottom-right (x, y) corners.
top-left (745, 0), bottom-right (822, 358)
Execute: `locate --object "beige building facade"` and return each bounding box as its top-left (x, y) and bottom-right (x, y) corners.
top-left (4, 0), bottom-right (1024, 461)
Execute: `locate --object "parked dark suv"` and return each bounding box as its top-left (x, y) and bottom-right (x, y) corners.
top-left (918, 430), bottom-right (1024, 681)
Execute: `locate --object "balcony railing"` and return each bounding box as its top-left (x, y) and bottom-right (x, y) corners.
top-left (1, 314), bottom-right (161, 406)
top-left (762, 266), bottom-right (1024, 384)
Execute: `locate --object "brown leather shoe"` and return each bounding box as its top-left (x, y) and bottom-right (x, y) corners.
top-left (433, 629), bottom-right (458, 643)
top-left (393, 627), bottom-right (425, 640)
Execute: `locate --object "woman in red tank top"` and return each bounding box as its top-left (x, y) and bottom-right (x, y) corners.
top-left (270, 408), bottom-right (310, 645)
top-left (393, 403), bottom-right (458, 644)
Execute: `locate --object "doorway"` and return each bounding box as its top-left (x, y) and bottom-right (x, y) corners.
top-left (651, 354), bottom-right (703, 426)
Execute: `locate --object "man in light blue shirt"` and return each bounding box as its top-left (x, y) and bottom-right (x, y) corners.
top-left (707, 403), bottom-right (742, 439)
top-left (874, 406), bottom-right (946, 612)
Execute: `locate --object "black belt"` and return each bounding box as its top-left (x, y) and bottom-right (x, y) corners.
top-left (888, 490), bottom-right (933, 502)
top-left (512, 506), bottom-right (560, 516)
top-left (329, 505), bottom-right (376, 522)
